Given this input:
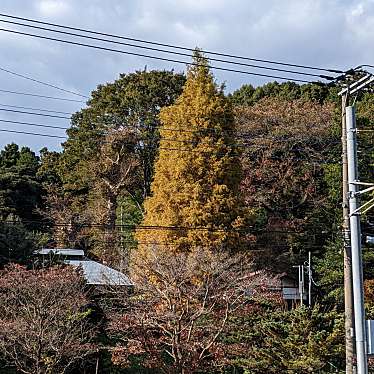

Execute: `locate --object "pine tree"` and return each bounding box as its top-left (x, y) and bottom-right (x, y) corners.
top-left (135, 52), bottom-right (247, 254)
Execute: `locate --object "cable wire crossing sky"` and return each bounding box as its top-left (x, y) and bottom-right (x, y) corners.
top-left (0, 0), bottom-right (373, 151)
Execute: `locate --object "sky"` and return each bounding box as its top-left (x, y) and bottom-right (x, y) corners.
top-left (0, 0), bottom-right (373, 152)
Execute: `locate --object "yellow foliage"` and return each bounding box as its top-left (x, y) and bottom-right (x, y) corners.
top-left (135, 53), bottom-right (248, 258)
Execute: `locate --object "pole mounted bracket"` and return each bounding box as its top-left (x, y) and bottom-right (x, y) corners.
top-left (339, 74), bottom-right (374, 96)
top-left (349, 196), bottom-right (374, 216)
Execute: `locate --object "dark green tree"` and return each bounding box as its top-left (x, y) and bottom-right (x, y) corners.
top-left (0, 144), bottom-right (42, 225)
top-left (0, 220), bottom-right (46, 267)
top-left (229, 81), bottom-right (336, 107)
top-left (0, 144), bottom-right (49, 266)
top-left (60, 69), bottom-right (186, 198)
top-left (226, 305), bottom-right (344, 373)
top-left (46, 70), bottom-right (185, 260)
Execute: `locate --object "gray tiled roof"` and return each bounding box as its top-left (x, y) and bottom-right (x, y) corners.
top-left (35, 248), bottom-right (85, 257)
top-left (65, 260), bottom-right (133, 286)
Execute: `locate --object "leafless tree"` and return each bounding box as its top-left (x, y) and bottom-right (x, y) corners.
top-left (0, 265), bottom-right (97, 374)
top-left (42, 185), bottom-right (91, 248)
top-left (108, 247), bottom-right (278, 373)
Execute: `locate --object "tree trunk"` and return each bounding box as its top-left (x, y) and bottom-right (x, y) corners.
top-left (106, 190), bottom-right (117, 229)
top-left (102, 190), bottom-right (121, 266)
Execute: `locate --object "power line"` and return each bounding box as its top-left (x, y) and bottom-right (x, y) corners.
top-left (0, 119), bottom-right (68, 130)
top-left (0, 203), bottom-right (343, 232)
top-left (0, 27), bottom-right (313, 83)
top-left (0, 105), bottom-right (235, 135)
top-left (0, 103), bottom-right (72, 115)
top-left (355, 65), bottom-right (374, 70)
top-left (0, 105), bottom-right (341, 150)
top-left (1, 219), bottom-right (331, 235)
top-left (0, 128), bottom-right (339, 164)
top-left (0, 128), bottom-right (66, 139)
top-left (2, 121), bottom-right (339, 149)
top-left (0, 108), bottom-right (337, 142)
top-left (0, 66), bottom-right (88, 98)
top-left (34, 238), bottom-right (326, 250)
top-left (0, 108), bottom-right (339, 143)
top-left (0, 88), bottom-right (85, 102)
top-left (0, 19), bottom-right (335, 80)
top-left (0, 12), bottom-right (344, 74)
top-left (0, 107), bottom-right (70, 119)
top-left (0, 119), bottom-right (341, 157)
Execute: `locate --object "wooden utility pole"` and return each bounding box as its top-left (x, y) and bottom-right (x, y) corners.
top-left (342, 92), bottom-right (354, 374)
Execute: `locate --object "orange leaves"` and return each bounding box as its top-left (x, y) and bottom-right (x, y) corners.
top-left (135, 55), bottom-right (247, 255)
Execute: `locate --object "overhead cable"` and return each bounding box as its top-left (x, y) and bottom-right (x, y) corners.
top-left (0, 128), bottom-right (65, 139)
top-left (0, 107), bottom-right (70, 119)
top-left (0, 12), bottom-right (344, 74)
top-left (0, 88), bottom-right (85, 102)
top-left (0, 66), bottom-right (88, 98)
top-left (0, 118), bottom-right (68, 130)
top-left (0, 27), bottom-right (313, 83)
top-left (0, 19), bottom-right (335, 80)
top-left (1, 119), bottom-right (340, 150)
top-left (1, 219), bottom-right (331, 235)
top-left (0, 117), bottom-right (340, 146)
top-left (0, 103), bottom-right (72, 114)
top-left (0, 128), bottom-right (340, 164)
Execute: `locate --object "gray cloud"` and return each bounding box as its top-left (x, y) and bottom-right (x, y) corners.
top-left (0, 0), bottom-right (373, 151)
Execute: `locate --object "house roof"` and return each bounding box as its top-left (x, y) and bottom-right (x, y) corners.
top-left (65, 260), bottom-right (133, 287)
top-left (35, 248), bottom-right (85, 257)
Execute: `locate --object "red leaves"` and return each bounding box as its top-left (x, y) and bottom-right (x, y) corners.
top-left (108, 247), bottom-right (279, 373)
top-left (0, 265), bottom-right (96, 374)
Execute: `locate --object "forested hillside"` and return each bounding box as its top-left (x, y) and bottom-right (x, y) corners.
top-left (1, 54), bottom-right (374, 373)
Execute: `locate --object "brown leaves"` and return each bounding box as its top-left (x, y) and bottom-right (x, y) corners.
top-left (108, 247), bottom-right (278, 373)
top-left (0, 265), bottom-right (96, 374)
top-left (232, 97), bottom-right (340, 272)
top-left (235, 98), bottom-right (334, 139)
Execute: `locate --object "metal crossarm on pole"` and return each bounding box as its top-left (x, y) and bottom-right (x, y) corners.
top-left (338, 71), bottom-right (374, 373)
top-left (350, 75), bottom-right (374, 96)
top-left (339, 74), bottom-right (373, 96)
top-left (350, 198), bottom-right (374, 216)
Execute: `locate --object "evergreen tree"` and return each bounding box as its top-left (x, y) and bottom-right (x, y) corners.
top-left (0, 144), bottom-right (42, 225)
top-left (229, 81), bottom-right (336, 107)
top-left (43, 70), bottom-right (185, 256)
top-left (0, 144), bottom-right (49, 266)
top-left (226, 305), bottom-right (344, 373)
top-left (136, 53), bottom-right (247, 254)
top-left (60, 69), bottom-right (186, 198)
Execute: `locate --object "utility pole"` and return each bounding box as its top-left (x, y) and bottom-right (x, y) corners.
top-left (120, 204), bottom-right (124, 272)
top-left (294, 265), bottom-right (305, 306)
top-left (342, 92), bottom-right (354, 374)
top-left (339, 73), bottom-right (374, 374)
top-left (308, 251), bottom-right (312, 307)
top-left (300, 265), bottom-right (304, 306)
top-left (346, 106), bottom-right (368, 374)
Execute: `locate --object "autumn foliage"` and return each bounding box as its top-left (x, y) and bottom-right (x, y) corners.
top-left (109, 247), bottom-right (277, 373)
top-left (136, 54), bottom-right (248, 255)
top-left (0, 265), bottom-right (96, 374)
top-left (236, 98), bottom-right (337, 269)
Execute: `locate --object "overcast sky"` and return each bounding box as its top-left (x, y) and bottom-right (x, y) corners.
top-left (0, 0), bottom-right (373, 152)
